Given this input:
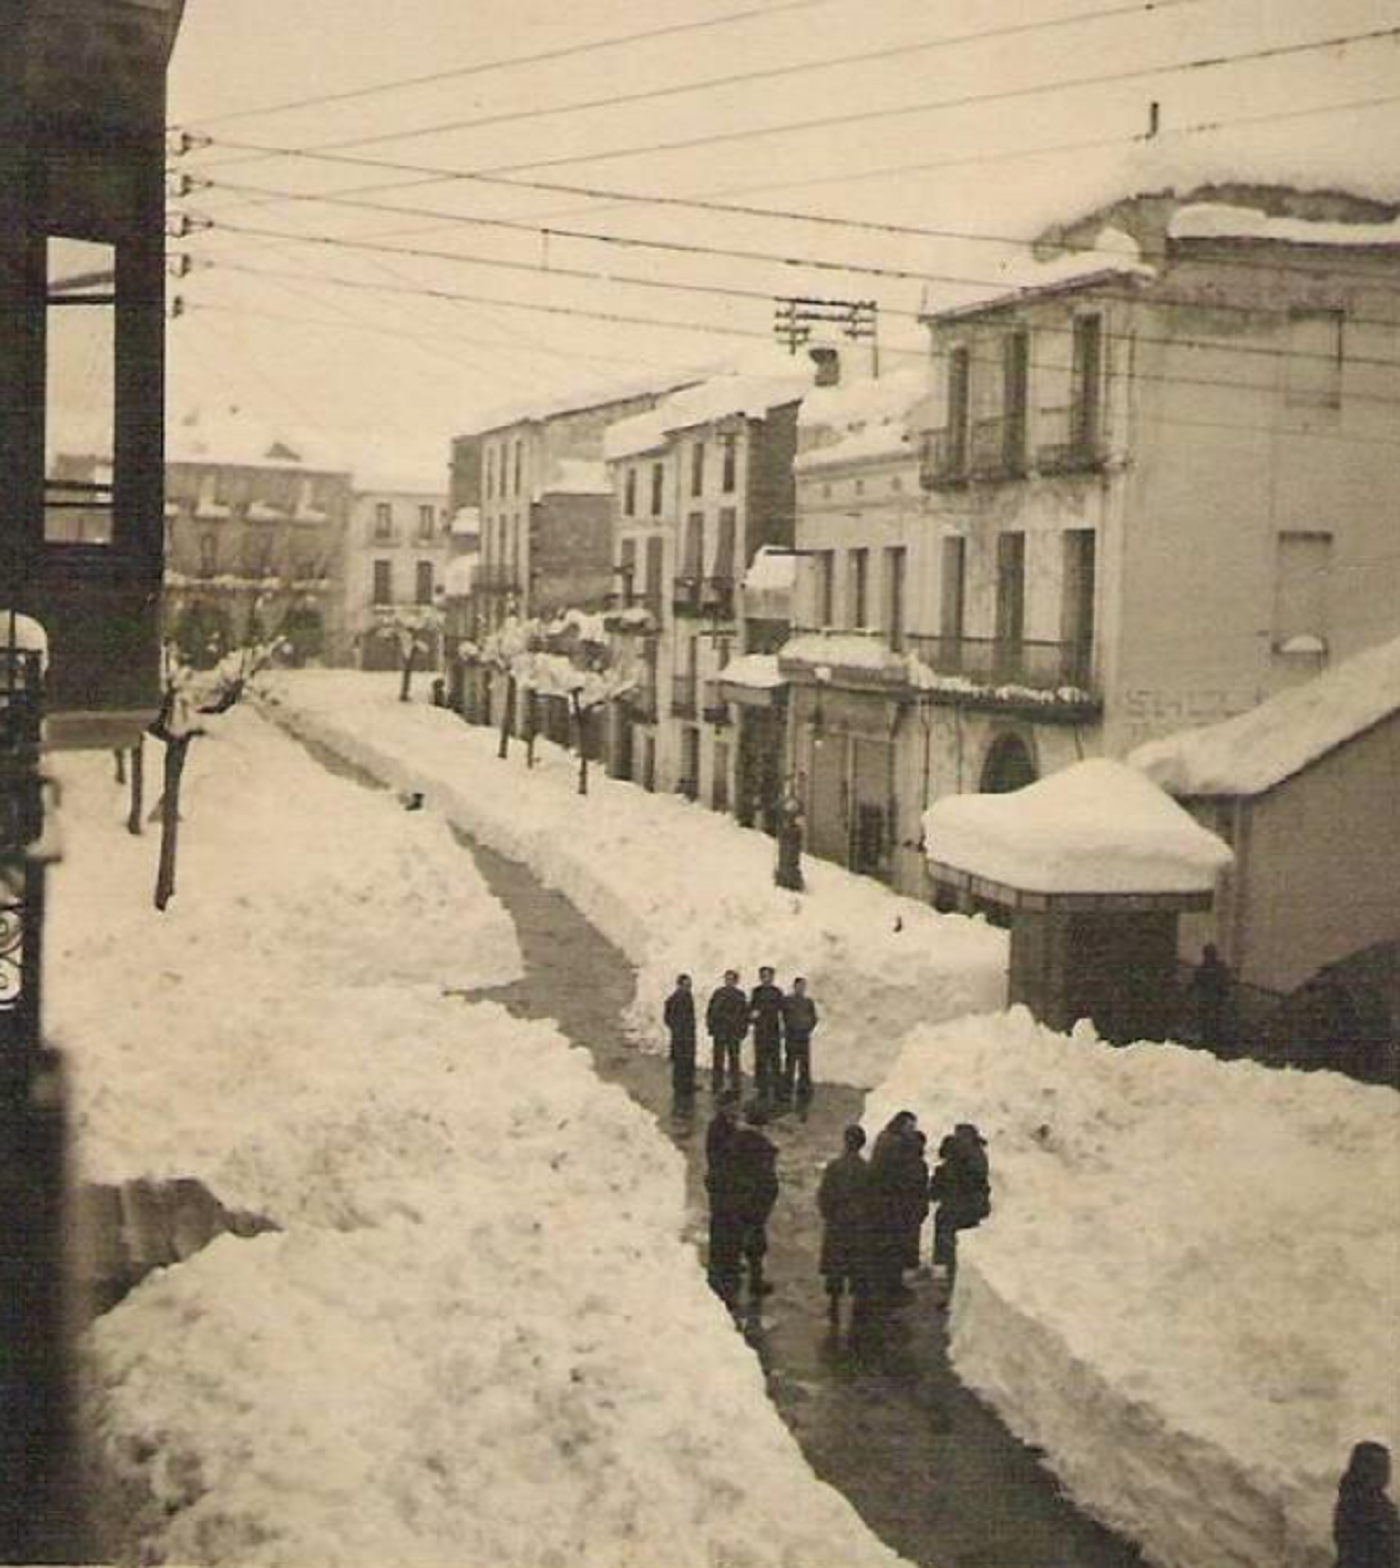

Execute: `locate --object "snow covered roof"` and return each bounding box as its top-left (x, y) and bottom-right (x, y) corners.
top-left (1, 611), bottom-right (49, 673)
top-left (716, 653), bottom-right (785, 690)
top-left (450, 506), bottom-right (481, 537)
top-left (168, 410), bottom-right (338, 472)
top-left (780, 630), bottom-right (907, 678)
top-left (604, 408), bottom-right (671, 463)
top-left (927, 226), bottom-right (1155, 324)
top-left (1131, 636), bottom-right (1400, 799)
top-left (443, 555), bottom-right (478, 598)
top-left (467, 374), bottom-right (693, 438)
top-left (795, 368), bottom-right (925, 472)
top-left (538, 458), bottom-right (610, 498)
top-left (744, 547), bottom-right (797, 595)
top-left (923, 758), bottom-right (1233, 897)
top-left (1169, 203), bottom-right (1400, 248)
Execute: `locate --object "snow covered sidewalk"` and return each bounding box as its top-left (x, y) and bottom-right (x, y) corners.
top-left (261, 671), bottom-right (1007, 1087)
top-left (48, 709), bottom-right (912, 1567)
top-left (868, 1009), bottom-right (1400, 1568)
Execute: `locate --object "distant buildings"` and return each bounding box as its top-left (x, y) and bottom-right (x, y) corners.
top-left (342, 484), bottom-right (450, 671)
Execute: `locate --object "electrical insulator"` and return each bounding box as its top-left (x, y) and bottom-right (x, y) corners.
top-left (166, 295), bottom-right (185, 320)
top-left (165, 128), bottom-right (213, 158)
top-left (165, 253), bottom-right (193, 278)
top-left (164, 211), bottom-right (213, 239)
top-left (165, 172), bottom-right (211, 200)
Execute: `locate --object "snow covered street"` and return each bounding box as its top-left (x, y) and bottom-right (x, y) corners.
top-left (48, 707), bottom-right (909, 1567)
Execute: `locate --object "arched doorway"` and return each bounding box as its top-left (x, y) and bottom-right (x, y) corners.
top-left (979, 731), bottom-right (1037, 794)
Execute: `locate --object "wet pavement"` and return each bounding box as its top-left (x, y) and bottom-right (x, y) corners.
top-left (294, 727), bottom-right (1144, 1568)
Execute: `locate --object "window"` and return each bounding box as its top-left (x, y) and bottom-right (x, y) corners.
top-left (619, 537), bottom-right (637, 605)
top-left (624, 467), bottom-right (637, 517)
top-left (418, 504), bottom-right (436, 540)
top-left (416, 561), bottom-right (434, 604)
top-left (373, 502), bottom-right (393, 540)
top-left (45, 237), bottom-right (117, 544)
top-left (691, 440), bottom-right (705, 497)
top-left (1071, 315), bottom-right (1102, 452)
top-left (995, 532), bottom-right (1026, 648)
top-left (683, 512), bottom-right (705, 579)
top-left (721, 435), bottom-right (737, 492)
top-left (1060, 530), bottom-right (1096, 683)
top-left (713, 507), bottom-right (736, 583)
top-left (513, 438), bottom-right (523, 496)
top-left (372, 559), bottom-right (393, 604)
top-left (651, 461), bottom-right (665, 516)
top-left (816, 551), bottom-right (835, 627)
top-left (1003, 330), bottom-right (1029, 471)
top-left (199, 532), bottom-right (217, 576)
top-left (849, 547), bottom-right (869, 629)
top-left (940, 536), bottom-right (966, 641)
top-left (885, 547), bottom-right (907, 651)
top-left (645, 535), bottom-right (664, 611)
top-left (1273, 531), bottom-right (1332, 651)
top-left (485, 447), bottom-right (495, 500)
top-left (1286, 310), bottom-right (1344, 409)
top-left (946, 345), bottom-right (970, 474)
top-left (891, 474), bottom-right (903, 493)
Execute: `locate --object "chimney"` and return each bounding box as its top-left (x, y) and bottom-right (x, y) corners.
top-left (808, 345), bottom-right (840, 387)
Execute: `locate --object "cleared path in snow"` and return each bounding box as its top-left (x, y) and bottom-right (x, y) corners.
top-left (294, 728), bottom-right (1144, 1568)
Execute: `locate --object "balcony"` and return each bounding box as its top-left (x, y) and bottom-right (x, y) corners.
top-left (701, 679), bottom-right (731, 726)
top-left (918, 428), bottom-right (967, 490)
top-left (700, 575), bottom-right (735, 621)
top-left (969, 414), bottom-right (1027, 481)
top-left (672, 575), bottom-right (702, 616)
top-left (1035, 403), bottom-right (1102, 475)
top-left (671, 673), bottom-right (698, 718)
top-left (474, 563), bottom-right (521, 594)
top-left (904, 634), bottom-right (1099, 716)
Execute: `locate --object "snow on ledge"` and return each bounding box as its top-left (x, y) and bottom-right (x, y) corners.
top-left (923, 758), bottom-right (1232, 895)
top-left (1, 611), bottom-right (50, 672)
top-left (1169, 202), bottom-right (1400, 247)
top-left (1131, 635), bottom-right (1400, 799)
top-left (716, 653), bottom-right (785, 690)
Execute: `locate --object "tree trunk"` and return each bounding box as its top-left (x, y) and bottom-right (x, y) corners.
top-left (572, 693), bottom-right (589, 796)
top-left (154, 735), bottom-right (192, 911)
top-left (496, 673), bottom-right (516, 760)
top-left (399, 642), bottom-right (419, 703)
top-left (113, 749), bottom-right (126, 785)
top-left (126, 739), bottom-right (144, 836)
top-left (525, 689), bottom-right (537, 769)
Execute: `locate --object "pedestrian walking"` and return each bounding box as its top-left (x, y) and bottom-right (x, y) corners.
top-left (663, 973), bottom-right (697, 1105)
top-left (727, 1102), bottom-right (780, 1304)
top-left (704, 1092), bottom-right (743, 1303)
top-left (781, 976), bottom-right (819, 1104)
top-left (1334, 1441), bottom-right (1399, 1568)
top-left (928, 1122), bottom-right (991, 1304)
top-left (705, 969), bottom-right (748, 1094)
top-left (749, 966), bottom-right (785, 1105)
top-left (817, 1124), bottom-right (871, 1327)
top-left (1187, 942), bottom-right (1232, 1049)
top-left (867, 1111), bottom-right (928, 1306)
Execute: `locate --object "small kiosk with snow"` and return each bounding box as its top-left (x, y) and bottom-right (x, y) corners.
top-left (924, 760), bottom-right (1232, 1044)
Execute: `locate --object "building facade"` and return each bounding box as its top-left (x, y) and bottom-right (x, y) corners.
top-left (343, 486), bottom-right (449, 670)
top-left (785, 186), bottom-right (1400, 899)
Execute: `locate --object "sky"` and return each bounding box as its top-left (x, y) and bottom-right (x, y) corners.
top-left (165, 0), bottom-right (1400, 485)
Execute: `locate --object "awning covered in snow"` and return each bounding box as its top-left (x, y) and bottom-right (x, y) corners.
top-left (718, 653), bottom-right (788, 709)
top-left (923, 758), bottom-right (1232, 901)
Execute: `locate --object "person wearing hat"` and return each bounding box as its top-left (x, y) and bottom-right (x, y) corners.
top-left (726, 1101), bottom-right (780, 1304)
top-left (817, 1124), bottom-right (872, 1327)
top-left (928, 1122), bottom-right (992, 1303)
top-left (704, 1091), bottom-right (744, 1303)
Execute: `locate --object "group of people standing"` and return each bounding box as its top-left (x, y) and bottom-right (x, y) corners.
top-left (818, 1113), bottom-right (991, 1325)
top-left (664, 967), bottom-right (819, 1107)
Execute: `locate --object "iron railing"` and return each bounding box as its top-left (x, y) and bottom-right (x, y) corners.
top-left (671, 673), bottom-right (698, 717)
top-left (904, 633), bottom-right (1094, 691)
top-left (1035, 402), bottom-right (1102, 474)
top-left (701, 680), bottom-right (731, 725)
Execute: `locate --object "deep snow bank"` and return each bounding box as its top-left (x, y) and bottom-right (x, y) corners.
top-left (264, 671), bottom-right (1006, 1087)
top-left (867, 1009), bottom-right (1400, 1568)
top-left (49, 710), bottom-right (911, 1567)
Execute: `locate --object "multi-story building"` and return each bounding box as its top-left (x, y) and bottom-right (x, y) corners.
top-left (603, 351), bottom-right (820, 818)
top-left (783, 185), bottom-right (1400, 900)
top-left (162, 419), bottom-right (352, 666)
top-left (343, 484), bottom-right (450, 670)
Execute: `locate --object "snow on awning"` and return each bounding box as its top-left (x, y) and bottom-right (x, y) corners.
top-left (444, 555), bottom-right (478, 598)
top-left (1130, 635), bottom-right (1400, 799)
top-left (718, 653), bottom-right (787, 709)
top-left (923, 758), bottom-right (1232, 898)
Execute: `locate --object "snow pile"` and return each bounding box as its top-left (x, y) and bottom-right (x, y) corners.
top-left (1169, 202), bottom-right (1400, 248)
top-left (934, 227), bottom-right (1154, 321)
top-left (538, 456), bottom-right (611, 497)
top-left (780, 630), bottom-right (906, 678)
top-left (868, 1008), bottom-right (1400, 1568)
top-left (444, 553), bottom-right (478, 597)
top-left (743, 545), bottom-right (798, 596)
top-left (1, 610), bottom-right (50, 671)
top-left (922, 758), bottom-right (1233, 895)
top-left (717, 653), bottom-right (785, 691)
top-left (1132, 635), bottom-right (1400, 799)
top-left (263, 671), bottom-right (1007, 1088)
top-left (795, 368), bottom-right (924, 471)
top-left (49, 717), bottom-right (906, 1568)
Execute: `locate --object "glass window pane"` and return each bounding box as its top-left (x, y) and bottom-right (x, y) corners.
top-left (45, 238), bottom-right (117, 544)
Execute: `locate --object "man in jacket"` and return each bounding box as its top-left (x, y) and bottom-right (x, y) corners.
top-left (780, 977), bottom-right (819, 1104)
top-left (868, 1111), bottom-right (928, 1306)
top-left (727, 1102), bottom-right (780, 1303)
top-left (928, 1122), bottom-right (991, 1302)
top-left (705, 970), bottom-right (748, 1095)
top-left (663, 973), bottom-right (697, 1105)
top-left (817, 1124), bottom-right (870, 1327)
top-left (704, 1091), bottom-right (743, 1302)
top-left (749, 966), bottom-right (785, 1105)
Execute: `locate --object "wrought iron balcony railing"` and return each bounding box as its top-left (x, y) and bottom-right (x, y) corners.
top-left (474, 563), bottom-right (521, 593)
top-left (904, 633), bottom-right (1095, 692)
top-left (701, 679), bottom-right (731, 725)
top-left (671, 673), bottom-right (698, 717)
top-left (672, 575), bottom-right (703, 615)
top-left (970, 414), bottom-right (1027, 480)
top-left (918, 428), bottom-right (968, 489)
top-left (1035, 402), bottom-right (1103, 474)
top-left (700, 575), bottom-right (735, 621)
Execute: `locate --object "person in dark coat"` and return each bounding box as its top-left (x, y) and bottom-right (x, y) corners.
top-left (706, 969), bottom-right (748, 1095)
top-left (749, 966), bottom-right (785, 1105)
top-left (780, 977), bottom-right (819, 1104)
top-left (704, 1092), bottom-right (743, 1303)
top-left (1188, 943), bottom-right (1232, 1049)
top-left (867, 1111), bottom-right (928, 1305)
top-left (663, 973), bottom-right (697, 1104)
top-left (727, 1102), bottom-right (780, 1302)
top-left (817, 1124), bottom-right (870, 1324)
top-left (1334, 1442), bottom-right (1400, 1568)
top-left (928, 1122), bottom-right (991, 1302)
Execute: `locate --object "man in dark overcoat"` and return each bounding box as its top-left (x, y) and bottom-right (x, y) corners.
top-left (663, 972), bottom-right (697, 1104)
top-left (748, 966), bottom-right (785, 1105)
top-left (817, 1124), bottom-right (870, 1325)
top-left (780, 976), bottom-right (819, 1104)
top-left (705, 969), bottom-right (749, 1094)
top-left (727, 1102), bottom-right (780, 1303)
top-left (867, 1111), bottom-right (928, 1305)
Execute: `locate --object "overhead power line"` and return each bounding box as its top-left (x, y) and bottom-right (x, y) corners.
top-left (193, 0), bottom-right (1215, 170)
top-left (187, 0), bottom-right (843, 129)
top-left (273, 24), bottom-right (1400, 185)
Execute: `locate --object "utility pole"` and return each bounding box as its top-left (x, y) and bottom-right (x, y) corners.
top-left (773, 296), bottom-right (880, 376)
